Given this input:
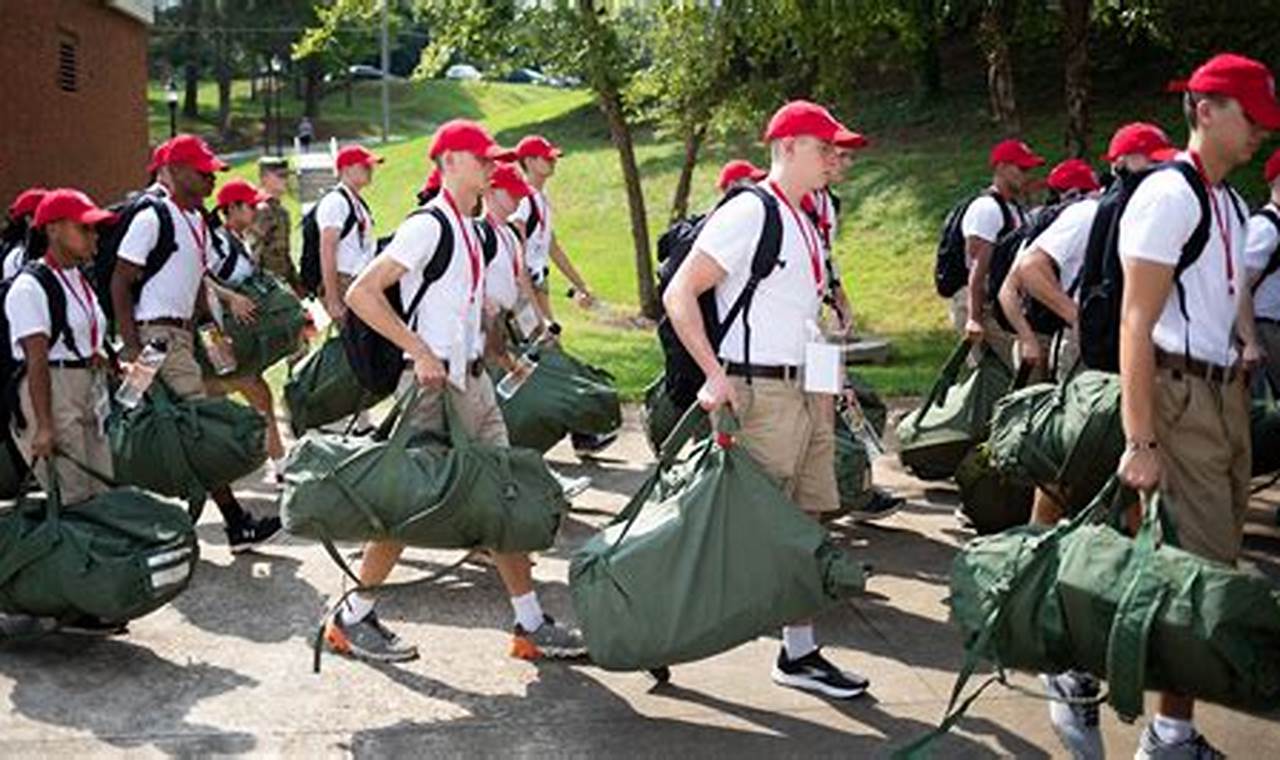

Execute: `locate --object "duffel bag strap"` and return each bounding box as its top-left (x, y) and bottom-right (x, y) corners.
top-left (0, 460), bottom-right (64, 591)
top-left (1105, 491), bottom-right (1173, 722)
top-left (918, 339), bottom-right (973, 419)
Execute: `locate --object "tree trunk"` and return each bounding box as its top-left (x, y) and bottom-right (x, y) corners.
top-left (215, 34), bottom-right (234, 139)
top-left (249, 72), bottom-right (257, 102)
top-left (1062, 0), bottom-right (1092, 157)
top-left (980, 2), bottom-right (1020, 135)
top-left (912, 0), bottom-right (943, 98)
top-left (181, 0), bottom-right (200, 118)
top-left (303, 58), bottom-right (322, 119)
top-left (669, 124), bottom-right (707, 225)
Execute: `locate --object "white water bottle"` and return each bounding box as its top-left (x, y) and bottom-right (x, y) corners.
top-left (496, 353), bottom-right (538, 400)
top-left (115, 342), bottom-right (167, 410)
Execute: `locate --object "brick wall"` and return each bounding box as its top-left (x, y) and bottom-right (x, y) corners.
top-left (0, 0), bottom-right (149, 213)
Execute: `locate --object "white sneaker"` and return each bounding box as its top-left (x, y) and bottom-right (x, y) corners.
top-left (1042, 671), bottom-right (1104, 759)
top-left (1134, 723), bottom-right (1224, 759)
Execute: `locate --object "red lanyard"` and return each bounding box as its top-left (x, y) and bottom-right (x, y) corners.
top-left (1189, 152), bottom-right (1236, 296)
top-left (815, 191), bottom-right (833, 250)
top-left (176, 207), bottom-right (209, 271)
top-left (442, 190), bottom-right (482, 303)
top-left (43, 254), bottom-right (99, 353)
top-left (770, 181), bottom-right (824, 295)
top-left (488, 214), bottom-right (520, 279)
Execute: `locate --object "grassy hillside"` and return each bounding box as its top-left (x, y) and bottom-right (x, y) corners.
top-left (173, 74), bottom-right (1276, 401)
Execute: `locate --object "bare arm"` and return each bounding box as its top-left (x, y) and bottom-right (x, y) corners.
top-left (111, 260), bottom-right (143, 360)
top-left (1118, 258), bottom-right (1174, 490)
top-left (18, 335), bottom-right (54, 458)
top-left (1019, 250), bottom-right (1079, 325)
top-left (965, 236), bottom-right (994, 336)
top-left (1238, 281), bottom-right (1262, 368)
top-left (319, 227), bottom-right (344, 319)
top-left (345, 255), bottom-right (445, 387)
top-left (662, 251), bottom-right (735, 410)
top-left (549, 233), bottom-right (592, 302)
top-left (997, 265), bottom-right (1040, 354)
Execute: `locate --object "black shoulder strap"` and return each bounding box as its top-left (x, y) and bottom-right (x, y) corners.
top-left (403, 206), bottom-right (454, 324)
top-left (214, 228), bottom-right (246, 282)
top-left (525, 193), bottom-right (542, 236)
top-left (25, 263), bottom-right (76, 358)
top-left (1167, 161), bottom-right (1212, 278)
top-left (137, 196), bottom-right (177, 281)
top-left (709, 185), bottom-right (784, 375)
top-left (987, 190), bottom-right (1015, 236)
top-left (476, 219), bottom-right (499, 266)
top-left (333, 186), bottom-right (362, 243)
top-left (1252, 206), bottom-right (1280, 293)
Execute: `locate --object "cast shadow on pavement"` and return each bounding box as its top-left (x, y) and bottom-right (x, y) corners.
top-left (169, 554), bottom-right (327, 644)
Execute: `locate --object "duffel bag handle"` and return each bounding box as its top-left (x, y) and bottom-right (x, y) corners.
top-left (657, 402), bottom-right (710, 469)
top-left (918, 339), bottom-right (973, 418)
top-left (0, 458), bottom-right (64, 594)
top-left (384, 383), bottom-right (472, 451)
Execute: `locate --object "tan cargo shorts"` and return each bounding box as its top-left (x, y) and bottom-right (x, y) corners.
top-left (394, 368), bottom-right (509, 446)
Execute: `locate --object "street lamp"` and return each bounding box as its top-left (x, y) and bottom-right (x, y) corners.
top-left (165, 78), bottom-right (179, 138)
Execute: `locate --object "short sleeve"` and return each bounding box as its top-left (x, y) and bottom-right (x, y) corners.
top-left (117, 207), bottom-right (161, 267)
top-left (1119, 170), bottom-right (1201, 267)
top-left (5, 273), bottom-right (53, 343)
top-left (509, 197), bottom-right (533, 227)
top-left (960, 196), bottom-right (1005, 243)
top-left (315, 191), bottom-right (349, 232)
top-left (1033, 200), bottom-right (1095, 272)
top-left (385, 212), bottom-right (446, 274)
top-left (693, 192), bottom-right (765, 276)
top-left (1245, 214), bottom-right (1280, 274)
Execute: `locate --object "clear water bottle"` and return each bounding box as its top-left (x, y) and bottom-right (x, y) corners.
top-left (496, 353), bottom-right (538, 400)
top-left (199, 322), bottom-right (238, 376)
top-left (115, 342), bottom-right (167, 410)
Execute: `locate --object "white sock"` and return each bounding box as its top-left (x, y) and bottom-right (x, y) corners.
top-left (340, 592), bottom-right (375, 625)
top-left (511, 591), bottom-right (544, 633)
top-left (1153, 714), bottom-right (1193, 745)
top-left (782, 625), bottom-right (817, 660)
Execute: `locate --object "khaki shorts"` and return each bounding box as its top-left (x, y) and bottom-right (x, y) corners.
top-left (1012, 332), bottom-right (1053, 386)
top-left (140, 323), bottom-right (206, 399)
top-left (1256, 320), bottom-right (1280, 393)
top-left (13, 368), bottom-right (113, 505)
top-left (394, 369), bottom-right (508, 446)
top-left (719, 377), bottom-right (838, 515)
top-left (948, 288), bottom-right (969, 332)
top-left (1155, 367), bottom-right (1251, 565)
top-left (1052, 330), bottom-right (1081, 382)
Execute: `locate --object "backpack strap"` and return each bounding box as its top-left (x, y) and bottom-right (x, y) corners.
top-left (402, 206), bottom-right (454, 330)
top-left (476, 219), bottom-right (499, 266)
top-left (135, 196), bottom-right (177, 284)
top-left (1164, 161), bottom-right (1213, 359)
top-left (26, 263), bottom-right (75, 359)
top-left (525, 193), bottom-right (542, 237)
top-left (333, 185), bottom-right (367, 246)
top-left (987, 190), bottom-right (1016, 237)
top-left (213, 228), bottom-right (248, 283)
top-left (1252, 206), bottom-right (1280, 293)
top-left (715, 185), bottom-right (784, 381)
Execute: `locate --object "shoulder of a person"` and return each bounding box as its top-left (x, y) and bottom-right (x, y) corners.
top-left (967, 194), bottom-right (1000, 213)
top-left (1133, 163), bottom-right (1202, 208)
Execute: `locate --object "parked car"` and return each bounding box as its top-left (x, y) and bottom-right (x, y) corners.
top-left (445, 64), bottom-right (482, 81)
top-left (348, 64), bottom-right (386, 80)
top-left (505, 68), bottom-right (549, 85)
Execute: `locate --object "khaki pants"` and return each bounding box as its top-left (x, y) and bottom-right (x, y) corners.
top-left (140, 324), bottom-right (206, 399)
top-left (1256, 320), bottom-right (1280, 393)
top-left (1155, 367), bottom-right (1251, 565)
top-left (394, 369), bottom-right (508, 446)
top-left (13, 368), bottom-right (113, 505)
top-left (948, 288), bottom-right (969, 332)
top-left (719, 377), bottom-right (839, 515)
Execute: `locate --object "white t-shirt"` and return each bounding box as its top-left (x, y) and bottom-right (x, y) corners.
top-left (209, 228), bottom-right (257, 286)
top-left (316, 185), bottom-right (375, 276)
top-left (961, 192), bottom-right (1024, 267)
top-left (384, 200), bottom-right (486, 363)
top-left (2, 243), bottom-right (26, 281)
top-left (1245, 204), bottom-right (1280, 321)
top-left (1118, 154), bottom-right (1247, 366)
top-left (117, 198), bottom-right (209, 321)
top-left (483, 218), bottom-right (521, 311)
top-left (511, 189), bottom-right (552, 280)
top-left (6, 265), bottom-right (106, 361)
top-left (693, 183), bottom-right (824, 367)
top-left (1024, 198), bottom-right (1099, 293)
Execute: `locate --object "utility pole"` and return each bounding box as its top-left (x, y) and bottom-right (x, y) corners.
top-left (380, 0), bottom-right (391, 143)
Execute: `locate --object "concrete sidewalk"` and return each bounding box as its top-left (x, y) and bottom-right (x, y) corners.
top-left (0, 406), bottom-right (1277, 758)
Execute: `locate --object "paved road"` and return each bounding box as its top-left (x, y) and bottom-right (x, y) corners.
top-left (0, 406), bottom-right (1276, 758)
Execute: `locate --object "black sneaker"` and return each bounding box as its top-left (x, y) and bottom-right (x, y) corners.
top-left (59, 615), bottom-right (128, 637)
top-left (324, 609), bottom-right (419, 663)
top-left (771, 647), bottom-right (869, 699)
top-left (226, 515), bottom-right (283, 554)
top-left (571, 431), bottom-right (618, 455)
top-left (848, 489), bottom-right (905, 523)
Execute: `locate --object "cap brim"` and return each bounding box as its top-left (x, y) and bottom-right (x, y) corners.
top-left (1017, 156), bottom-right (1047, 169)
top-left (1150, 147), bottom-right (1180, 161)
top-left (1243, 98), bottom-right (1280, 131)
top-left (81, 209), bottom-right (118, 226)
top-left (749, 168), bottom-right (768, 181)
top-left (192, 158), bottom-right (230, 173)
top-left (834, 130), bottom-right (869, 150)
top-left (486, 146), bottom-right (518, 161)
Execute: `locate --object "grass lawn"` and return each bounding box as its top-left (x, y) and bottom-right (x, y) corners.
top-left (169, 73), bottom-right (1277, 402)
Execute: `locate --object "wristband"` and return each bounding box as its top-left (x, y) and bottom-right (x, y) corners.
top-left (1125, 439), bottom-right (1158, 452)
top-left (547, 321), bottom-right (562, 336)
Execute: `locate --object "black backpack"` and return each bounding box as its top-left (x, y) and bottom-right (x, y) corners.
top-left (341, 206), bottom-right (453, 396)
top-left (988, 201), bottom-right (1073, 333)
top-left (935, 190), bottom-right (1013, 297)
top-left (654, 185), bottom-right (784, 410)
top-left (300, 186), bottom-right (371, 297)
top-left (1250, 206), bottom-right (1280, 293)
top-left (474, 219), bottom-right (502, 267)
top-left (0, 262), bottom-right (74, 430)
top-left (1076, 161), bottom-right (1242, 372)
top-left (209, 224), bottom-right (251, 284)
top-left (91, 189), bottom-right (176, 326)
top-left (0, 218), bottom-right (30, 266)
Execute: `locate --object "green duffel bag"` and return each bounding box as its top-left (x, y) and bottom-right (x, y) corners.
top-left (570, 407), bottom-right (866, 672)
top-left (109, 382), bottom-right (266, 504)
top-left (954, 444), bottom-right (1034, 535)
top-left (986, 370), bottom-right (1123, 513)
top-left (281, 390), bottom-right (567, 553)
top-left (1251, 399), bottom-right (1280, 477)
top-left (198, 272), bottom-right (307, 379)
top-left (0, 460), bottom-right (197, 626)
top-left (834, 406), bottom-right (873, 513)
top-left (896, 340), bottom-right (1014, 481)
top-left (935, 479), bottom-right (1280, 742)
top-left (0, 434), bottom-right (27, 500)
top-left (498, 343), bottom-right (622, 453)
top-left (641, 373), bottom-right (710, 457)
top-left (283, 328), bottom-right (387, 438)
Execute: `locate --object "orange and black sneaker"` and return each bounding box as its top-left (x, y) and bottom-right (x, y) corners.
top-left (324, 609), bottom-right (418, 663)
top-left (510, 615), bottom-right (587, 661)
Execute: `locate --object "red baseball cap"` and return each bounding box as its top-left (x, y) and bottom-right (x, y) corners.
top-left (430, 120), bottom-right (515, 161)
top-left (763, 100), bottom-right (861, 146)
top-left (165, 134), bottom-right (228, 174)
top-left (421, 167), bottom-right (442, 195)
top-left (1265, 148), bottom-right (1280, 184)
top-left (336, 144), bottom-right (384, 171)
top-left (146, 141), bottom-right (171, 173)
top-left (716, 160), bottom-right (767, 191)
top-left (215, 178), bottom-right (269, 209)
top-left (836, 132), bottom-right (870, 150)
top-left (8, 187), bottom-right (48, 220)
top-left (514, 135), bottom-right (563, 161)
top-left (490, 163), bottom-right (533, 199)
top-left (1103, 122), bottom-right (1178, 163)
top-left (1046, 158), bottom-right (1101, 193)
top-left (32, 188), bottom-right (118, 228)
top-left (1169, 53), bottom-right (1280, 131)
top-left (990, 139), bottom-right (1046, 169)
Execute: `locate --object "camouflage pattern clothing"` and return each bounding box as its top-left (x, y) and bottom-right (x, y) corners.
top-left (250, 197), bottom-right (300, 292)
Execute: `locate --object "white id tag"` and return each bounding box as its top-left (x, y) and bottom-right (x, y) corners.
top-left (804, 342), bottom-right (843, 394)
